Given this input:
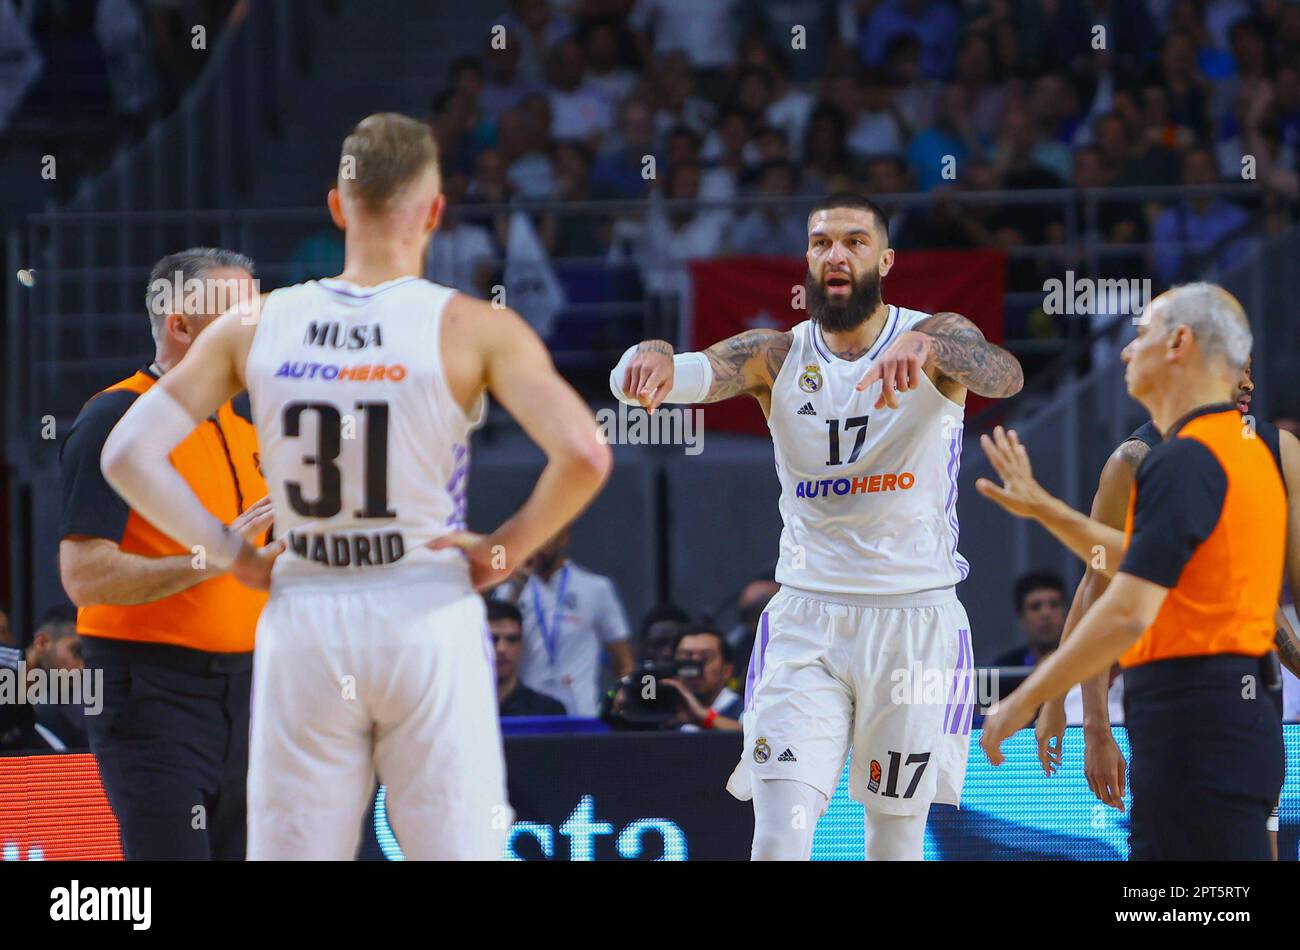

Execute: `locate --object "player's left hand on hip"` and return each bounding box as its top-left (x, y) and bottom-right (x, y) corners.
top-left (428, 530), bottom-right (511, 591)
top-left (855, 330), bottom-right (930, 410)
top-left (974, 426), bottom-right (1050, 518)
top-left (230, 537), bottom-right (286, 591)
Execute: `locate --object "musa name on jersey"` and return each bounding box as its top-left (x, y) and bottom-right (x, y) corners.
top-left (770, 306), bottom-right (969, 596)
top-left (246, 276), bottom-right (481, 584)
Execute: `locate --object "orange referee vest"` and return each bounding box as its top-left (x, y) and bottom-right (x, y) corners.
top-left (1119, 408), bottom-right (1286, 667)
top-left (76, 371), bottom-right (269, 653)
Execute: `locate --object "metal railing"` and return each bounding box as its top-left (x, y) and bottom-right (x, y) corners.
top-left (64, 1), bottom-right (308, 218)
top-left (6, 183), bottom-right (1284, 474)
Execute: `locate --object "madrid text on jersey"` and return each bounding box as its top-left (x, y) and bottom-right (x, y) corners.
top-left (286, 528), bottom-right (406, 567)
top-left (793, 470), bottom-right (916, 498)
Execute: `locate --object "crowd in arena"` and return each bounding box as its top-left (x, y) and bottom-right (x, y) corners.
top-left (419, 0), bottom-right (1300, 308)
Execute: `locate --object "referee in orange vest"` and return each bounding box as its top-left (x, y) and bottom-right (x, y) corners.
top-left (58, 248), bottom-right (272, 860)
top-left (977, 283), bottom-right (1286, 860)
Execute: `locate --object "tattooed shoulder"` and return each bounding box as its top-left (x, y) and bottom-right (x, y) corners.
top-left (703, 329), bottom-right (792, 401)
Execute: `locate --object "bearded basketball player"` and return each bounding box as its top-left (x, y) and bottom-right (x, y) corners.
top-left (610, 192), bottom-right (1024, 860)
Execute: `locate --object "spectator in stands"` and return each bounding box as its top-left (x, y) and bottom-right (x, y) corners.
top-left (492, 528), bottom-right (635, 717)
top-left (497, 98), bottom-right (554, 199)
top-left (993, 571), bottom-right (1067, 668)
top-left (541, 140), bottom-right (611, 257)
top-left (638, 603), bottom-right (690, 664)
top-left (0, 609), bottom-right (86, 751)
top-left (798, 103), bottom-right (854, 195)
top-left (430, 87), bottom-right (482, 179)
top-left (638, 160), bottom-right (730, 295)
top-left (663, 624), bottom-right (743, 731)
top-left (991, 104), bottom-right (1065, 252)
top-left (592, 96), bottom-right (660, 199)
top-left (845, 68), bottom-right (908, 162)
top-left (858, 0), bottom-right (961, 80)
top-left (490, 600), bottom-right (567, 717)
top-left (480, 32), bottom-right (541, 122)
top-left (582, 18), bottom-right (639, 105)
top-left (752, 124), bottom-right (792, 165)
top-left (906, 83), bottom-right (987, 191)
top-left (1028, 72), bottom-right (1086, 148)
top-left (1157, 29), bottom-right (1211, 140)
top-left (29, 608), bottom-right (89, 750)
top-left (426, 170), bottom-right (498, 296)
top-left (699, 105), bottom-right (755, 199)
top-left (765, 51), bottom-right (817, 161)
top-left (501, 0), bottom-right (575, 86)
top-left (0, 603), bottom-right (13, 647)
top-left (649, 50), bottom-right (717, 140)
top-left (631, 0), bottom-right (741, 100)
top-left (951, 32), bottom-right (1007, 142)
top-left (884, 34), bottom-right (936, 138)
top-left (1237, 78), bottom-right (1300, 205)
top-left (1151, 144), bottom-right (1251, 284)
top-left (546, 36), bottom-right (615, 145)
top-left (728, 160), bottom-right (806, 255)
top-left (865, 155), bottom-right (925, 248)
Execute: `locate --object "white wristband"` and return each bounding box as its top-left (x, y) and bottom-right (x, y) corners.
top-left (609, 344), bottom-right (713, 406)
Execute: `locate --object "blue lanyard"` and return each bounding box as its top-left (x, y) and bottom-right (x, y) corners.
top-left (530, 565), bottom-right (571, 667)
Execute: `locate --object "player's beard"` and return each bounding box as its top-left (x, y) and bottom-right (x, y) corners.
top-left (805, 267), bottom-right (882, 334)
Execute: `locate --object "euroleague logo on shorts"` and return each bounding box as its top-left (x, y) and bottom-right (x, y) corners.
top-left (868, 759), bottom-right (882, 794)
top-left (753, 737), bottom-right (772, 763)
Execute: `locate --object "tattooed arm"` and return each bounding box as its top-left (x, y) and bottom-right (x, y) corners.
top-left (914, 311), bottom-right (1023, 400)
top-left (855, 310), bottom-right (1023, 409)
top-left (613, 330), bottom-right (792, 412)
top-left (700, 330), bottom-right (792, 402)
top-left (1276, 609), bottom-right (1300, 680)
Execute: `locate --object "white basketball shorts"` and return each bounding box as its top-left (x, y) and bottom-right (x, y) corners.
top-left (247, 566), bottom-right (513, 859)
top-left (727, 585), bottom-right (974, 816)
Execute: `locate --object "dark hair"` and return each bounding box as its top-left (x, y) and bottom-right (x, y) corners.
top-left (807, 191), bottom-right (891, 242)
top-left (638, 603), bottom-right (690, 641)
top-left (485, 599), bottom-right (523, 626)
top-left (550, 138), bottom-right (593, 167)
top-left (673, 622), bottom-right (733, 664)
top-left (448, 55), bottom-right (482, 82)
top-left (1013, 572), bottom-right (1066, 613)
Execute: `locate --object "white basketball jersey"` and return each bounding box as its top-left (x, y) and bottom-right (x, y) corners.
top-left (246, 276), bottom-right (479, 586)
top-left (769, 307), bottom-right (970, 596)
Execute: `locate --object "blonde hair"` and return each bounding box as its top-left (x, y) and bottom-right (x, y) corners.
top-left (338, 113), bottom-right (440, 214)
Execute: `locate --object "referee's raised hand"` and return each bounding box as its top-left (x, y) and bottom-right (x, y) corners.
top-left (975, 426), bottom-right (1053, 519)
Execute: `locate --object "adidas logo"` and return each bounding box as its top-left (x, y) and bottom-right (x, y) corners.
top-left (777, 748), bottom-right (797, 762)
top-left (796, 402), bottom-right (816, 416)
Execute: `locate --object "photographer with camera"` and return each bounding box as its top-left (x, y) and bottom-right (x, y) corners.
top-left (603, 622), bottom-right (743, 731)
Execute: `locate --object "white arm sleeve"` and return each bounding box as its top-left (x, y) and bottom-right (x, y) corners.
top-left (608, 344), bottom-right (713, 406)
top-left (100, 385), bottom-right (245, 569)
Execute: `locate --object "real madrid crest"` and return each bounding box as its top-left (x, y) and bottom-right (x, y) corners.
top-left (798, 363), bottom-right (822, 394)
top-left (753, 736), bottom-right (772, 763)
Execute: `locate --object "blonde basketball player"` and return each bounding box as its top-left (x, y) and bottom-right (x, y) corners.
top-left (101, 114), bottom-right (611, 860)
top-left (611, 193), bottom-right (1023, 860)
